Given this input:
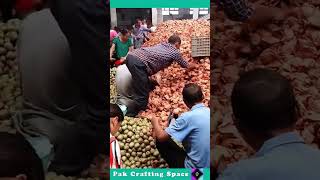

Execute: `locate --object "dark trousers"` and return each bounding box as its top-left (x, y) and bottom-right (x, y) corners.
top-left (156, 138), bottom-right (187, 168)
top-left (0, 0), bottom-right (14, 22)
top-left (48, 0), bottom-right (109, 176)
top-left (125, 55), bottom-right (150, 115)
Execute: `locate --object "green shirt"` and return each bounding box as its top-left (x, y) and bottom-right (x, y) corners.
top-left (112, 37), bottom-right (133, 59)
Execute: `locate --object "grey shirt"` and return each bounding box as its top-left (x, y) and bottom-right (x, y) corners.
top-left (17, 9), bottom-right (84, 121)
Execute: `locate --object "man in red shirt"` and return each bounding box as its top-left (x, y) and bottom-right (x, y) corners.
top-left (110, 104), bottom-right (125, 169)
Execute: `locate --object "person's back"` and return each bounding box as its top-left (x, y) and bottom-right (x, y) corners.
top-left (220, 132), bottom-right (320, 180)
top-left (131, 43), bottom-right (176, 66)
top-left (163, 84), bottom-right (210, 168)
top-left (18, 8), bottom-right (84, 120)
top-left (218, 68), bottom-right (320, 180)
top-left (128, 39), bottom-right (188, 76)
top-left (181, 103), bottom-right (210, 168)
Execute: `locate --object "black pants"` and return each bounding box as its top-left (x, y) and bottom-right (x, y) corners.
top-left (156, 138), bottom-right (186, 168)
top-left (48, 0), bottom-right (109, 176)
top-left (125, 55), bottom-right (151, 115)
top-left (0, 0), bottom-right (14, 22)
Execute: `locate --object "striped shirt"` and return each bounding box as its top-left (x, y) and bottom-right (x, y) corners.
top-left (110, 134), bottom-right (123, 169)
top-left (128, 43), bottom-right (189, 75)
top-left (215, 0), bottom-right (253, 21)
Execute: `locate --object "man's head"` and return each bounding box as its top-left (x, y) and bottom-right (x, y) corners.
top-left (119, 28), bottom-right (130, 42)
top-left (168, 35), bottom-right (182, 49)
top-left (183, 83), bottom-right (204, 109)
top-left (231, 68), bottom-right (298, 149)
top-left (0, 133), bottom-right (44, 180)
top-left (110, 104), bottom-right (124, 135)
top-left (135, 18), bottom-right (142, 27)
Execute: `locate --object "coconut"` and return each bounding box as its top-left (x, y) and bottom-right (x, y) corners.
top-left (121, 156), bottom-right (127, 161)
top-left (116, 110), bottom-right (169, 168)
top-left (129, 142), bottom-right (134, 148)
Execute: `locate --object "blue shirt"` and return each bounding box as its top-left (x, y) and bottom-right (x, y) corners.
top-left (165, 103), bottom-right (210, 168)
top-left (218, 132), bottom-right (320, 180)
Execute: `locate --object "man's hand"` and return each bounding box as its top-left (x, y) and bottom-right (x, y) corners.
top-left (149, 115), bottom-right (158, 139)
top-left (120, 57), bottom-right (126, 63)
top-left (248, 5), bottom-right (297, 28)
top-left (149, 115), bottom-right (158, 125)
top-left (149, 77), bottom-right (159, 90)
top-left (155, 73), bottom-right (161, 85)
top-left (188, 63), bottom-right (197, 70)
top-left (186, 63), bottom-right (197, 73)
top-left (273, 7), bottom-right (300, 21)
top-left (149, 115), bottom-right (170, 142)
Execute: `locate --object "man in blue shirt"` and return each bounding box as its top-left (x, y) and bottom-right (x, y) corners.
top-left (216, 68), bottom-right (320, 180)
top-left (151, 83), bottom-right (210, 168)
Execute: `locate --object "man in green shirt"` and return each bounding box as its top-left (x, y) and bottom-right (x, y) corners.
top-left (110, 28), bottom-right (133, 66)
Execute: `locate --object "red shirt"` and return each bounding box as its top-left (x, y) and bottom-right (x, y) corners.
top-left (15, 0), bottom-right (35, 14)
top-left (110, 134), bottom-right (123, 168)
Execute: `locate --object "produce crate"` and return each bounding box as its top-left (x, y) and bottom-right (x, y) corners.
top-left (191, 36), bottom-right (210, 57)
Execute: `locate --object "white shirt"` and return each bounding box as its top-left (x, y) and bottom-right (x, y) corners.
top-left (110, 133), bottom-right (122, 168)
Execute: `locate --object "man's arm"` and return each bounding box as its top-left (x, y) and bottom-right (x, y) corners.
top-left (174, 53), bottom-right (189, 68)
top-left (218, 0), bottom-right (297, 27)
top-left (151, 116), bottom-right (170, 142)
top-left (119, 45), bottom-right (133, 63)
top-left (110, 43), bottom-right (116, 60)
top-left (128, 46), bottom-right (134, 52)
top-left (247, 5), bottom-right (299, 28)
top-left (127, 39), bottom-right (134, 53)
top-left (141, 26), bottom-right (152, 33)
top-left (174, 53), bottom-right (198, 73)
top-left (173, 53), bottom-right (199, 73)
top-left (153, 113), bottom-right (191, 143)
top-left (217, 0), bottom-right (253, 22)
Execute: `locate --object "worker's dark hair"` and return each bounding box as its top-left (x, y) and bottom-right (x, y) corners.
top-left (231, 68), bottom-right (298, 132)
top-left (0, 132), bottom-right (44, 180)
top-left (168, 35), bottom-right (181, 44)
top-left (110, 104), bottom-right (124, 122)
top-left (120, 28), bottom-right (129, 35)
top-left (183, 83), bottom-right (204, 106)
top-left (135, 18), bottom-right (142, 23)
top-left (113, 26), bottom-right (120, 33)
top-left (127, 25), bottom-right (133, 31)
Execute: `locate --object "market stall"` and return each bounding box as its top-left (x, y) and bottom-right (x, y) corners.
top-left (110, 19), bottom-right (210, 168)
